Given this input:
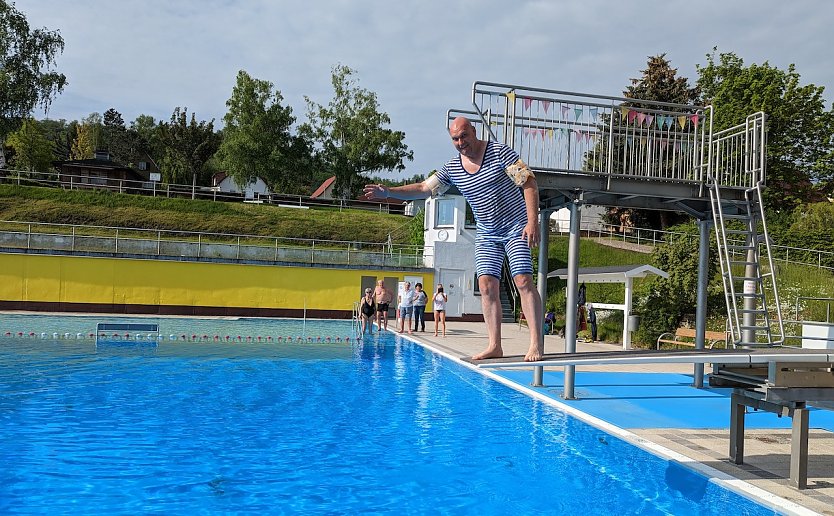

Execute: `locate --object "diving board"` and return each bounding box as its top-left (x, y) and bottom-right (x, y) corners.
top-left (465, 347), bottom-right (834, 369)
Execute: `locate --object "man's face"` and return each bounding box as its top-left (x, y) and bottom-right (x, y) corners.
top-left (449, 122), bottom-right (478, 159)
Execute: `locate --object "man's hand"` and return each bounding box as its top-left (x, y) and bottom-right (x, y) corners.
top-left (522, 221), bottom-right (540, 248)
top-left (362, 184), bottom-right (388, 201)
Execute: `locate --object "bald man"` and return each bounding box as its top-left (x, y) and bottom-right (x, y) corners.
top-left (363, 117), bottom-right (544, 362)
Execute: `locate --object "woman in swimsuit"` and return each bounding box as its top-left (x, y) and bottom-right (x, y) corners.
top-left (359, 288), bottom-right (376, 335)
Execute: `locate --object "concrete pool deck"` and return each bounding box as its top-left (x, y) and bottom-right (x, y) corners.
top-left (404, 321), bottom-right (834, 515)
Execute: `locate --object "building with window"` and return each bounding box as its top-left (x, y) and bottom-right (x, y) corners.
top-left (422, 189), bottom-right (482, 320)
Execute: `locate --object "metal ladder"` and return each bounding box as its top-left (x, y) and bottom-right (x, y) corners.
top-left (709, 182), bottom-right (784, 347)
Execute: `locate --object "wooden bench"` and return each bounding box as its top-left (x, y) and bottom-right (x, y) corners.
top-left (656, 327), bottom-right (728, 350)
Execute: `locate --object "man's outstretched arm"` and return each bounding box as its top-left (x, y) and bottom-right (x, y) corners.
top-left (362, 181), bottom-right (433, 201)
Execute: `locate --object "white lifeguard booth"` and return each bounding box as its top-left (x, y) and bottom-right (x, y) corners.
top-left (421, 191), bottom-right (481, 320)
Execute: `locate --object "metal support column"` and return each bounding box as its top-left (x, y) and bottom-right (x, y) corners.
top-left (533, 210), bottom-right (552, 387)
top-left (694, 219), bottom-right (711, 387)
top-left (730, 391), bottom-right (746, 464)
top-left (563, 201), bottom-right (581, 399)
top-left (791, 407), bottom-right (809, 489)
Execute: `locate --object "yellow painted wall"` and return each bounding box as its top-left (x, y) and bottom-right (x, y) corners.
top-left (0, 254), bottom-right (432, 311)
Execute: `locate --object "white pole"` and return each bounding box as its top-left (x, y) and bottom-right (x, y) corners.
top-left (623, 277), bottom-right (633, 350)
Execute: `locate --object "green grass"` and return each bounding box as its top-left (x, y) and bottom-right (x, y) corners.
top-left (0, 185), bottom-right (415, 245)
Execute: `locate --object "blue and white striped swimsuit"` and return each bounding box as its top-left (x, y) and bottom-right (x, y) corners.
top-left (435, 141), bottom-right (533, 278)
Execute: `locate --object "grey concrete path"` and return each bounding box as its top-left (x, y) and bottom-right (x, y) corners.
top-left (404, 321), bottom-right (834, 516)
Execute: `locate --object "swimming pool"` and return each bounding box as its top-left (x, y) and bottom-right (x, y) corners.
top-left (0, 315), bottom-right (776, 514)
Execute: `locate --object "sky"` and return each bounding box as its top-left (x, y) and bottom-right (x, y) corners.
top-left (21, 0), bottom-right (834, 182)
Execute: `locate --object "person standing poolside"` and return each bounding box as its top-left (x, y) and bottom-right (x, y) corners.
top-left (433, 283), bottom-right (448, 337)
top-left (397, 281), bottom-right (415, 334)
top-left (359, 288), bottom-right (376, 336)
top-left (363, 117), bottom-right (544, 361)
top-left (412, 282), bottom-right (428, 332)
top-left (374, 279), bottom-right (392, 331)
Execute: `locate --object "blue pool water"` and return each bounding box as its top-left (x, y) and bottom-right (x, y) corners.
top-left (0, 315), bottom-right (775, 514)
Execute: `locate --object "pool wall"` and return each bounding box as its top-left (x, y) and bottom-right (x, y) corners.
top-left (0, 253), bottom-right (433, 317)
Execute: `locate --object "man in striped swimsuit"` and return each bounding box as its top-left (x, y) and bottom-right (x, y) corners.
top-left (363, 117), bottom-right (544, 362)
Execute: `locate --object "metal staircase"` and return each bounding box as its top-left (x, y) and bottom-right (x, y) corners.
top-left (709, 182), bottom-right (784, 347)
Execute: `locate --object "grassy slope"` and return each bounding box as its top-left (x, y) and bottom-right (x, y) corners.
top-left (0, 185), bottom-right (414, 244)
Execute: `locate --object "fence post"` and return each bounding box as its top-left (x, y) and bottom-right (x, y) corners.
top-left (274, 238), bottom-right (278, 262)
top-left (27, 223), bottom-right (31, 249)
top-left (197, 234), bottom-right (201, 258)
top-left (157, 231), bottom-right (161, 255)
top-left (311, 241), bottom-right (315, 264)
top-left (115, 229), bottom-right (119, 253)
top-left (236, 236), bottom-right (241, 260)
top-left (72, 226), bottom-right (75, 251)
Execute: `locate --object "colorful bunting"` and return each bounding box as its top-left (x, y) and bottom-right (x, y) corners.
top-left (574, 107), bottom-right (583, 121)
top-left (690, 114), bottom-right (700, 128)
top-left (627, 110), bottom-right (638, 123)
top-left (590, 107), bottom-right (598, 121)
top-left (677, 115), bottom-right (687, 129)
top-left (646, 114), bottom-right (654, 127)
top-left (561, 105), bottom-right (570, 119)
top-left (506, 91), bottom-right (516, 104)
top-left (523, 97), bottom-right (532, 111)
top-left (620, 106), bottom-right (629, 119)
top-left (637, 112), bottom-right (646, 126)
top-left (542, 101), bottom-right (551, 114)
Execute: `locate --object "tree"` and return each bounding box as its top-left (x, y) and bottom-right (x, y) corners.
top-left (632, 223), bottom-right (724, 345)
top-left (70, 113), bottom-right (101, 160)
top-left (0, 1), bottom-right (67, 166)
top-left (603, 54), bottom-right (701, 230)
top-left (301, 64), bottom-right (413, 199)
top-left (39, 117), bottom-right (76, 160)
top-left (217, 70), bottom-right (315, 195)
top-left (697, 50), bottom-right (834, 211)
top-left (5, 117), bottom-right (54, 171)
top-left (157, 107), bottom-right (220, 195)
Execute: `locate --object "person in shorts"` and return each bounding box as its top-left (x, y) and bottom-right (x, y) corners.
top-left (397, 281), bottom-right (415, 334)
top-left (374, 279), bottom-right (392, 331)
top-left (364, 117), bottom-right (544, 361)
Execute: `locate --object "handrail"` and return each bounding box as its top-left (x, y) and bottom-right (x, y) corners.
top-left (0, 220), bottom-right (433, 269)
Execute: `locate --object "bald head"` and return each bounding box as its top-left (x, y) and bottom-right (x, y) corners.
top-left (449, 116), bottom-right (474, 134)
top-left (448, 117), bottom-right (483, 160)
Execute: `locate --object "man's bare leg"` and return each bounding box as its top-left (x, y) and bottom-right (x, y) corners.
top-left (515, 273), bottom-right (544, 361)
top-left (472, 275), bottom-right (504, 360)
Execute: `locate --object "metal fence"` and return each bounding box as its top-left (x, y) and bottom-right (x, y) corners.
top-left (0, 168), bottom-right (404, 214)
top-left (0, 221), bottom-right (432, 269)
top-left (573, 222), bottom-right (834, 271)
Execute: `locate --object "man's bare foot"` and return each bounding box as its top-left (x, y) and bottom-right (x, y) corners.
top-left (472, 346), bottom-right (503, 360)
top-left (524, 344), bottom-right (544, 362)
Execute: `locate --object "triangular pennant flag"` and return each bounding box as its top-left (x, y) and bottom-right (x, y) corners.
top-left (646, 114), bottom-right (654, 127)
top-left (506, 91), bottom-right (516, 104)
top-left (627, 110), bottom-right (638, 123)
top-left (584, 132), bottom-right (592, 143)
top-left (665, 115), bottom-right (673, 129)
top-left (540, 128), bottom-right (547, 139)
top-left (523, 127), bottom-right (530, 136)
top-left (678, 115), bottom-right (687, 129)
top-left (574, 107), bottom-right (583, 121)
top-left (561, 105), bottom-right (570, 119)
top-left (637, 112), bottom-right (647, 126)
top-left (620, 106), bottom-right (629, 119)
top-left (690, 114), bottom-right (700, 128)
top-left (547, 128), bottom-right (554, 139)
top-left (656, 116), bottom-right (664, 129)
top-left (523, 97), bottom-right (532, 111)
top-left (640, 136), bottom-right (647, 146)
top-left (542, 101), bottom-right (550, 114)
top-left (574, 129), bottom-right (582, 141)
top-left (589, 107), bottom-right (598, 121)
top-left (626, 136), bottom-right (633, 146)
